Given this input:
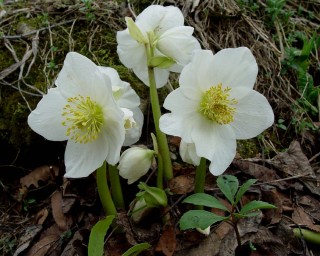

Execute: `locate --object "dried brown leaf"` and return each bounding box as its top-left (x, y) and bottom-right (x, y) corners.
top-left (292, 206), bottom-right (320, 232)
top-left (169, 174), bottom-right (194, 194)
top-left (51, 191), bottom-right (73, 231)
top-left (35, 208), bottom-right (49, 225)
top-left (20, 165), bottom-right (59, 188)
top-left (155, 224), bottom-right (176, 256)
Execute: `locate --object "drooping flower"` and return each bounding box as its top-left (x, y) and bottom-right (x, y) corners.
top-left (28, 52), bottom-right (125, 178)
top-left (159, 48), bottom-right (274, 175)
top-left (98, 67), bottom-right (143, 146)
top-left (118, 147), bottom-right (155, 184)
top-left (117, 5), bottom-right (200, 88)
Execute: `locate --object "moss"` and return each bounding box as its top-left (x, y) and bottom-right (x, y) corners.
top-left (237, 139), bottom-right (259, 158)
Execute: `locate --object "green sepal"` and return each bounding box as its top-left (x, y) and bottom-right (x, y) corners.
top-left (148, 56), bottom-right (176, 69)
top-left (125, 17), bottom-right (148, 44)
top-left (136, 182), bottom-right (168, 208)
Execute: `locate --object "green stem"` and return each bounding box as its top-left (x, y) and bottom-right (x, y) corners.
top-left (156, 153), bottom-right (163, 189)
top-left (108, 164), bottom-right (125, 209)
top-left (147, 66), bottom-right (173, 180)
top-left (96, 161), bottom-right (117, 216)
top-left (194, 157), bottom-right (207, 194)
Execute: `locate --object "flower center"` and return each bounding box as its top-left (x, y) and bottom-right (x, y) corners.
top-left (198, 83), bottom-right (237, 124)
top-left (62, 95), bottom-right (104, 143)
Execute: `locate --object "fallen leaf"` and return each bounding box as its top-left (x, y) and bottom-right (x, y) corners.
top-left (20, 165), bottom-right (59, 188)
top-left (51, 190), bottom-right (73, 231)
top-left (35, 208), bottom-right (49, 225)
top-left (292, 206), bottom-right (320, 232)
top-left (155, 224), bottom-right (176, 256)
top-left (169, 174), bottom-right (194, 194)
top-left (13, 225), bottom-right (43, 256)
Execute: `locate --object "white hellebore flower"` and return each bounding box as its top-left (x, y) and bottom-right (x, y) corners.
top-left (160, 48), bottom-right (274, 176)
top-left (118, 147), bottom-right (155, 184)
top-left (28, 52), bottom-right (125, 178)
top-left (98, 67), bottom-right (144, 146)
top-left (117, 5), bottom-right (200, 88)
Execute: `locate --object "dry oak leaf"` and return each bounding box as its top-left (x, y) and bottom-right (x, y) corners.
top-left (51, 190), bottom-right (73, 231)
top-left (20, 165), bottom-right (59, 188)
top-left (155, 224), bottom-right (177, 256)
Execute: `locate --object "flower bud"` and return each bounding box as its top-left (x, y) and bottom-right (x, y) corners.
top-left (196, 226), bottom-right (210, 236)
top-left (118, 147), bottom-right (155, 184)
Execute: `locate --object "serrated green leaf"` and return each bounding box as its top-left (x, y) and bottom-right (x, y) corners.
top-left (88, 215), bottom-right (115, 256)
top-left (217, 175), bottom-right (239, 204)
top-left (240, 200), bottom-right (276, 215)
top-left (235, 179), bottom-right (257, 205)
top-left (179, 210), bottom-right (227, 230)
top-left (122, 243), bottom-right (151, 256)
top-left (148, 56), bottom-right (176, 69)
top-left (183, 193), bottom-right (229, 212)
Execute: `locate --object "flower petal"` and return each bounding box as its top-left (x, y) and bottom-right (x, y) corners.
top-left (56, 52), bottom-right (110, 99)
top-left (231, 90), bottom-right (274, 139)
top-left (157, 26), bottom-right (200, 65)
top-left (28, 88), bottom-right (68, 141)
top-left (117, 30), bottom-right (146, 68)
top-left (136, 5), bottom-right (184, 35)
top-left (133, 64), bottom-right (169, 88)
top-left (123, 107), bottom-right (144, 146)
top-left (64, 134), bottom-right (109, 178)
top-left (180, 140), bottom-right (201, 166)
top-left (210, 47), bottom-right (258, 89)
top-left (179, 50), bottom-right (214, 99)
top-left (191, 122), bottom-right (236, 176)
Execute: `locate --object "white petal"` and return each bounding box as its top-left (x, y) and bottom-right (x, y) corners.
top-left (157, 26), bottom-right (200, 65)
top-left (162, 88), bottom-right (198, 113)
top-left (210, 47), bottom-right (258, 89)
top-left (102, 111), bottom-right (126, 165)
top-left (123, 107), bottom-right (144, 146)
top-left (231, 90), bottom-right (274, 139)
top-left (191, 120), bottom-right (236, 176)
top-left (136, 5), bottom-right (184, 35)
top-left (28, 88), bottom-right (68, 141)
top-left (98, 67), bottom-right (140, 109)
top-left (179, 50), bottom-right (214, 99)
top-left (117, 30), bottom-right (146, 68)
top-left (133, 64), bottom-right (169, 88)
top-left (56, 52), bottom-right (110, 99)
top-left (64, 135), bottom-right (109, 178)
top-left (180, 140), bottom-right (201, 166)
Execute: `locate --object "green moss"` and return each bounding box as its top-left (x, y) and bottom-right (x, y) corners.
top-left (237, 139), bottom-right (259, 158)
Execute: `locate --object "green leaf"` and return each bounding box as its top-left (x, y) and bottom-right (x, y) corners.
top-left (179, 210), bottom-right (227, 230)
top-left (148, 56), bottom-right (176, 69)
top-left (217, 175), bottom-right (239, 204)
top-left (183, 193), bottom-right (229, 212)
top-left (240, 200), bottom-right (276, 215)
top-left (122, 243), bottom-right (151, 256)
top-left (88, 215), bottom-right (115, 256)
top-left (235, 179), bottom-right (257, 205)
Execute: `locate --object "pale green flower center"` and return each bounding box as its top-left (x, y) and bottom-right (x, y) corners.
top-left (62, 95), bottom-right (104, 143)
top-left (199, 83), bottom-right (238, 124)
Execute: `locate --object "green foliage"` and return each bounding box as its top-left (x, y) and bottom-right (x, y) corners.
top-left (80, 0), bottom-right (96, 20)
top-left (136, 182), bottom-right (168, 208)
top-left (180, 175), bottom-right (276, 231)
top-left (122, 243), bottom-right (151, 256)
top-left (265, 0), bottom-right (293, 24)
top-left (88, 215), bottom-right (115, 256)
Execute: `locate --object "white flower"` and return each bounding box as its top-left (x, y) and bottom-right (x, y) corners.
top-left (117, 5), bottom-right (200, 88)
top-left (98, 67), bottom-right (144, 146)
top-left (180, 140), bottom-right (201, 166)
top-left (118, 147), bottom-right (155, 184)
top-left (160, 48), bottom-right (274, 175)
top-left (28, 52), bottom-right (125, 178)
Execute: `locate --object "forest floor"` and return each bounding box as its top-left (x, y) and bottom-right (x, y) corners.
top-left (0, 0), bottom-right (320, 255)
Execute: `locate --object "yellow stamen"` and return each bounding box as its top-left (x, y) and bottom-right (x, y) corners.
top-left (199, 83), bottom-right (237, 124)
top-left (62, 95), bottom-right (104, 143)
